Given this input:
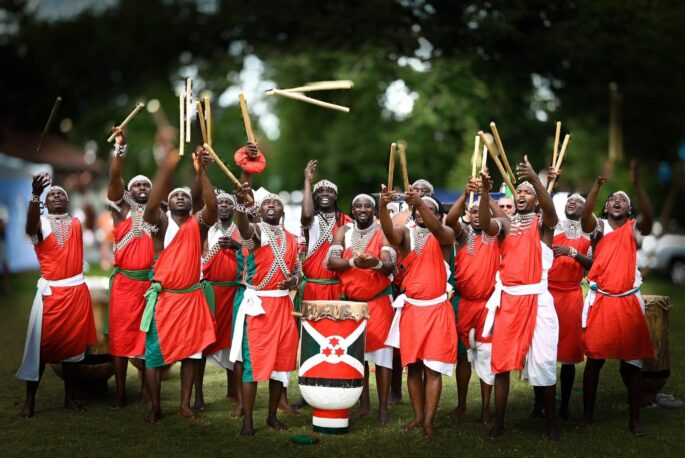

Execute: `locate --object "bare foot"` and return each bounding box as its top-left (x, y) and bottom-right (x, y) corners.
top-left (388, 396), bottom-right (403, 407)
top-left (145, 407), bottom-right (161, 424)
top-left (110, 396), bottom-right (127, 410)
top-left (351, 408), bottom-right (371, 419)
top-left (266, 416), bottom-right (288, 431)
top-left (630, 420), bottom-right (648, 437)
top-left (423, 423), bottom-right (437, 438)
top-left (64, 399), bottom-right (86, 413)
top-left (231, 403), bottom-right (244, 418)
top-left (449, 405), bottom-right (467, 419)
top-left (291, 397), bottom-right (308, 409)
top-left (138, 389), bottom-right (151, 404)
top-left (19, 401), bottom-right (35, 419)
top-left (378, 409), bottom-right (391, 425)
top-left (481, 411), bottom-right (492, 425)
top-left (192, 398), bottom-right (206, 412)
top-left (489, 422), bottom-right (505, 439)
top-left (180, 405), bottom-right (201, 421)
top-left (575, 416), bottom-right (593, 430)
top-left (278, 402), bottom-right (301, 416)
top-left (225, 394), bottom-right (238, 402)
top-left (240, 416), bottom-right (255, 435)
top-left (404, 417), bottom-right (423, 432)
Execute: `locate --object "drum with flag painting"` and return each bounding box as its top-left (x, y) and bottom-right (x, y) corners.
top-left (299, 300), bottom-right (368, 434)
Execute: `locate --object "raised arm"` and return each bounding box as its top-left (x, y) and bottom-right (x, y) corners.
top-left (26, 173), bottom-right (51, 238)
top-left (516, 155), bottom-right (558, 229)
top-left (581, 176), bottom-right (606, 234)
top-left (379, 184), bottom-right (406, 247)
top-left (301, 160), bottom-right (317, 228)
top-left (194, 150), bottom-right (217, 228)
top-left (143, 132), bottom-right (179, 226)
top-left (234, 182), bottom-right (260, 246)
top-left (405, 188), bottom-right (455, 246)
top-left (631, 160), bottom-right (653, 236)
top-left (479, 172), bottom-right (509, 237)
top-left (445, 177), bottom-right (478, 235)
top-left (107, 128), bottom-right (127, 204)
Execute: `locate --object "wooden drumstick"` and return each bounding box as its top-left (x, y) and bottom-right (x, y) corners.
top-left (283, 80), bottom-right (354, 93)
top-left (37, 96), bottom-right (62, 152)
top-left (179, 92), bottom-right (185, 156)
top-left (203, 143), bottom-right (253, 202)
top-left (107, 103), bottom-right (145, 142)
top-left (547, 134), bottom-right (571, 192)
top-left (239, 92), bottom-right (256, 144)
top-left (291, 311), bottom-right (304, 317)
top-left (265, 88), bottom-right (350, 113)
top-left (196, 100), bottom-right (208, 145)
top-left (469, 135), bottom-right (480, 207)
top-left (478, 131), bottom-right (516, 197)
top-left (489, 122), bottom-right (516, 184)
top-left (552, 121), bottom-right (561, 169)
top-left (204, 96), bottom-right (212, 146)
top-left (185, 78), bottom-right (192, 143)
top-left (398, 142), bottom-right (410, 191)
top-left (388, 142), bottom-right (397, 190)
top-left (481, 144), bottom-right (488, 173)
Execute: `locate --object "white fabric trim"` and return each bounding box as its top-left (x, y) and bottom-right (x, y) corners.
top-left (365, 347), bottom-right (393, 369)
top-left (424, 359), bottom-right (454, 377)
top-left (209, 349), bottom-right (234, 370)
top-left (62, 353), bottom-right (85, 363)
top-left (16, 273), bottom-right (86, 381)
top-left (467, 340), bottom-right (494, 385)
top-left (313, 416), bottom-right (348, 428)
top-left (270, 370), bottom-right (290, 387)
top-left (385, 293), bottom-right (448, 348)
top-left (164, 211), bottom-right (180, 248)
top-left (188, 351), bottom-right (203, 360)
top-left (228, 289), bottom-right (290, 363)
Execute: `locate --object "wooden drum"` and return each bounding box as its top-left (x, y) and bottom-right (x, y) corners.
top-left (641, 295), bottom-right (672, 403)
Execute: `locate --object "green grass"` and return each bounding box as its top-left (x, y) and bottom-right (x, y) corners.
top-left (1, 273), bottom-right (684, 457)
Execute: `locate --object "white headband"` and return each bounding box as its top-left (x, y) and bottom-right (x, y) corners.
top-left (313, 179), bottom-right (338, 194)
top-left (516, 181), bottom-right (537, 197)
top-left (610, 191), bottom-right (631, 207)
top-left (260, 193), bottom-right (283, 206)
top-left (352, 194), bottom-right (376, 207)
top-left (421, 196), bottom-right (440, 211)
top-left (412, 179), bottom-right (434, 193)
top-left (216, 191), bottom-right (236, 205)
top-left (167, 187), bottom-right (192, 204)
top-left (47, 185), bottom-right (68, 201)
top-left (567, 193), bottom-right (586, 204)
top-left (127, 175), bottom-right (152, 191)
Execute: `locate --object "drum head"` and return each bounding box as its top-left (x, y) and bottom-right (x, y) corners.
top-left (300, 300), bottom-right (369, 321)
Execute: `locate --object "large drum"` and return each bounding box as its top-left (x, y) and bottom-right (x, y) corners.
top-left (641, 295), bottom-right (672, 404)
top-left (298, 300), bottom-right (368, 434)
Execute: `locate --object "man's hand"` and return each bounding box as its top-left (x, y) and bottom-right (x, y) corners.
top-left (32, 173), bottom-right (51, 196)
top-left (552, 245), bottom-right (571, 258)
top-left (234, 182), bottom-right (252, 203)
top-left (547, 166), bottom-right (561, 185)
top-left (353, 254), bottom-right (379, 270)
top-left (595, 176), bottom-right (607, 187)
top-left (305, 160), bottom-right (317, 183)
top-left (403, 187), bottom-right (422, 207)
top-left (480, 171), bottom-right (493, 193)
top-left (246, 142), bottom-right (260, 159)
top-left (380, 184), bottom-right (398, 207)
top-left (155, 126), bottom-right (177, 149)
top-left (516, 155), bottom-right (538, 183)
top-left (192, 148), bottom-right (206, 175)
top-left (218, 236), bottom-right (242, 251)
top-left (278, 275), bottom-right (298, 290)
top-left (112, 127), bottom-right (127, 146)
top-left (630, 160), bottom-right (640, 186)
top-left (465, 177), bottom-right (479, 195)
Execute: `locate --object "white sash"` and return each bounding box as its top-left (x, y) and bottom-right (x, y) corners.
top-left (384, 293), bottom-right (448, 348)
top-left (16, 273), bottom-right (86, 381)
top-left (228, 288), bottom-right (291, 363)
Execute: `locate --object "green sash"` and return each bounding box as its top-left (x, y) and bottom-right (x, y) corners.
top-left (105, 267), bottom-right (153, 334)
top-left (208, 280), bottom-right (241, 288)
top-left (140, 282), bottom-right (202, 332)
top-left (341, 285), bottom-right (393, 303)
top-left (294, 276), bottom-right (340, 312)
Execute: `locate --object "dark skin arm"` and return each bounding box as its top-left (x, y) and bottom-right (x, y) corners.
top-left (326, 226), bottom-right (394, 276)
top-left (581, 176), bottom-right (606, 234)
top-left (193, 151), bottom-right (218, 244)
top-left (631, 160), bottom-right (654, 236)
top-left (26, 173), bottom-right (51, 239)
top-left (404, 188), bottom-right (455, 260)
top-left (107, 128), bottom-right (128, 226)
top-left (516, 155), bottom-right (558, 246)
top-left (445, 177), bottom-right (478, 235)
top-left (234, 182), bottom-right (260, 246)
top-left (237, 142), bottom-right (259, 189)
top-left (301, 159), bottom-right (317, 228)
top-left (479, 172), bottom-right (510, 238)
top-left (552, 245), bottom-right (593, 270)
top-left (379, 184), bottom-right (410, 255)
top-left (190, 145), bottom-right (211, 215)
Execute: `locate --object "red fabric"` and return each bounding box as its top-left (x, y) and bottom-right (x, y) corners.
top-left (109, 217), bottom-right (154, 356)
top-left (35, 219), bottom-right (96, 363)
top-left (301, 214), bottom-right (351, 300)
top-left (340, 228), bottom-right (393, 352)
top-left (583, 221), bottom-right (654, 361)
top-left (245, 229), bottom-right (299, 381)
top-left (491, 217), bottom-right (542, 373)
top-left (202, 230), bottom-right (241, 356)
top-left (152, 217), bottom-right (216, 364)
top-left (398, 235), bottom-right (457, 367)
top-left (549, 233), bottom-right (591, 363)
top-left (454, 234), bottom-right (499, 347)
top-left (234, 146), bottom-right (266, 174)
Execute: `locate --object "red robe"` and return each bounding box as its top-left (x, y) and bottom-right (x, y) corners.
top-left (35, 219), bottom-right (96, 363)
top-left (202, 227), bottom-right (241, 356)
top-left (454, 231), bottom-right (499, 348)
top-left (109, 216), bottom-right (154, 357)
top-left (148, 217), bottom-right (215, 366)
top-left (302, 214), bottom-right (350, 300)
top-left (339, 227), bottom-right (393, 353)
top-left (583, 220), bottom-right (654, 361)
top-left (491, 217), bottom-right (543, 373)
top-left (243, 229), bottom-right (300, 382)
top-left (398, 235), bottom-right (457, 368)
top-left (548, 231), bottom-right (590, 363)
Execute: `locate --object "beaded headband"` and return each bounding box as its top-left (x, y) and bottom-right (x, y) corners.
top-left (167, 187), bottom-right (192, 204)
top-left (47, 185), bottom-right (69, 201)
top-left (352, 194), bottom-right (376, 208)
top-left (567, 193), bottom-right (586, 204)
top-left (313, 179), bottom-right (338, 194)
top-left (421, 196), bottom-right (440, 211)
top-left (127, 175), bottom-right (152, 191)
top-left (610, 191), bottom-right (631, 207)
top-left (216, 191), bottom-right (236, 205)
top-left (516, 181), bottom-right (537, 197)
top-left (260, 193), bottom-right (284, 206)
top-left (412, 179), bottom-right (434, 193)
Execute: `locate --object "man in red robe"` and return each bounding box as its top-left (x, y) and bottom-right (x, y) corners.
top-left (140, 139), bottom-right (217, 423)
top-left (17, 174), bottom-right (97, 417)
top-left (479, 157), bottom-right (560, 440)
top-left (105, 128), bottom-right (155, 409)
top-left (380, 186), bottom-right (457, 437)
top-left (579, 161), bottom-right (654, 436)
top-left (232, 186), bottom-right (301, 436)
top-left (192, 191), bottom-right (243, 412)
top-left (326, 194), bottom-right (396, 424)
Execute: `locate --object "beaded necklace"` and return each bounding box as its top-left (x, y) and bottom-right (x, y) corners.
top-left (306, 212), bottom-right (337, 258)
top-left (47, 213), bottom-right (71, 248)
top-left (351, 222), bottom-right (377, 254)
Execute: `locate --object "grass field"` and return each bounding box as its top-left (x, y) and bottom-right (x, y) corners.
top-left (1, 272), bottom-right (683, 457)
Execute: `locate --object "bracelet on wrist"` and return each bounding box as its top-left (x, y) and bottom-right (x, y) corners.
top-left (113, 143), bottom-right (127, 157)
top-left (348, 257), bottom-right (356, 268)
top-left (30, 194), bottom-right (41, 203)
top-left (371, 259), bottom-right (383, 270)
top-left (569, 247), bottom-right (578, 259)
